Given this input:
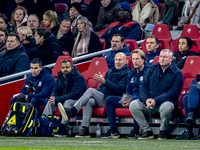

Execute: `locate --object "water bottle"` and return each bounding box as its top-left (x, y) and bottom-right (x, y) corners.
top-left (96, 123), bottom-right (101, 138)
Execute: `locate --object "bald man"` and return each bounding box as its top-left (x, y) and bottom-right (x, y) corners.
top-left (57, 53), bottom-right (129, 137)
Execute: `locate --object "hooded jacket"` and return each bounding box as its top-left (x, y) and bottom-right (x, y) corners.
top-left (146, 50), bottom-right (160, 66)
top-left (173, 46), bottom-right (200, 69)
top-left (23, 38), bottom-right (39, 61)
top-left (103, 45), bottom-right (130, 69)
top-left (20, 67), bottom-right (55, 99)
top-left (0, 44), bottom-right (30, 77)
top-left (36, 34), bottom-right (63, 66)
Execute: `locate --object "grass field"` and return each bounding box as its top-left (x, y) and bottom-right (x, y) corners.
top-left (0, 136), bottom-right (200, 150)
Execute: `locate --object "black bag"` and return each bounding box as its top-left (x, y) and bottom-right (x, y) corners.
top-left (1, 102), bottom-right (38, 136)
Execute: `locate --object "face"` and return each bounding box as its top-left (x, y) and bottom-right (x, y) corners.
top-left (14, 9), bottom-right (24, 22)
top-left (61, 62), bottom-right (73, 76)
top-left (15, 0), bottom-right (24, 3)
top-left (131, 53), bottom-right (144, 70)
top-left (6, 36), bottom-right (20, 50)
top-left (0, 31), bottom-right (7, 45)
top-left (178, 38), bottom-right (189, 52)
top-left (69, 7), bottom-right (79, 19)
top-left (0, 18), bottom-right (7, 28)
top-left (114, 53), bottom-right (126, 69)
top-left (71, 0), bottom-right (81, 3)
top-left (118, 8), bottom-right (129, 19)
top-left (111, 36), bottom-right (124, 50)
top-left (159, 51), bottom-right (173, 67)
top-left (43, 15), bottom-right (51, 27)
top-left (139, 0), bottom-right (148, 5)
top-left (77, 19), bottom-right (86, 32)
top-left (34, 31), bottom-right (44, 45)
top-left (27, 16), bottom-right (39, 31)
top-left (146, 38), bottom-right (159, 53)
top-left (60, 20), bottom-right (71, 34)
top-left (101, 0), bottom-right (111, 7)
top-left (17, 31), bottom-right (26, 42)
top-left (30, 63), bottom-right (42, 77)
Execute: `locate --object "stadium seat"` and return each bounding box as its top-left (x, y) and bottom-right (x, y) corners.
top-left (130, 3), bottom-right (136, 11)
top-left (54, 3), bottom-right (68, 16)
top-left (98, 28), bottom-right (108, 37)
top-left (99, 38), bottom-right (106, 50)
top-left (84, 0), bottom-right (92, 5)
top-left (116, 108), bottom-right (132, 116)
top-left (170, 39), bottom-right (179, 53)
top-left (124, 39), bottom-right (138, 52)
top-left (126, 56), bottom-right (134, 70)
top-left (63, 51), bottom-right (69, 56)
top-left (152, 56), bottom-right (159, 64)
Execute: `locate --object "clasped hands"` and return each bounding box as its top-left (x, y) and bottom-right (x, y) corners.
top-left (93, 72), bottom-right (105, 84)
top-left (146, 98), bottom-right (156, 109)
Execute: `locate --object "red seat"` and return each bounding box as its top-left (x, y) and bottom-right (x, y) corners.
top-left (99, 38), bottom-right (106, 50)
top-left (126, 56), bottom-right (134, 70)
top-left (98, 28), bottom-right (108, 37)
top-left (63, 51), bottom-right (69, 56)
top-left (170, 39), bottom-right (179, 53)
top-left (124, 39), bottom-right (138, 52)
top-left (115, 108), bottom-right (132, 116)
top-left (54, 3), bottom-right (68, 16)
top-left (152, 56), bottom-right (159, 64)
top-left (84, 0), bottom-right (92, 5)
top-left (130, 3), bottom-right (136, 11)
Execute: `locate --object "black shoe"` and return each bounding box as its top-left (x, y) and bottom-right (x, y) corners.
top-left (101, 129), bottom-right (120, 138)
top-left (158, 130), bottom-right (167, 140)
top-left (126, 129), bottom-right (140, 139)
top-left (54, 124), bottom-right (67, 137)
top-left (58, 103), bottom-right (72, 122)
top-left (176, 129), bottom-right (194, 140)
top-left (138, 130), bottom-right (154, 139)
top-left (186, 112), bottom-right (196, 125)
top-left (75, 128), bottom-right (90, 138)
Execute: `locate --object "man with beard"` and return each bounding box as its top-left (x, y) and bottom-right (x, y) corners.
top-left (0, 28), bottom-right (8, 56)
top-left (101, 1), bottom-right (141, 48)
top-left (42, 59), bottom-right (87, 137)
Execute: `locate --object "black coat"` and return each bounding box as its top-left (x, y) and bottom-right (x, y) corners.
top-left (51, 25), bottom-right (74, 55)
top-left (140, 63), bottom-right (183, 107)
top-left (0, 44), bottom-right (30, 77)
top-left (23, 38), bottom-right (39, 61)
top-left (36, 34), bottom-right (63, 66)
top-left (51, 66), bottom-right (87, 104)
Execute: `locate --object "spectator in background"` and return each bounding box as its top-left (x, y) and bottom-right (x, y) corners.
top-left (27, 14), bottom-right (40, 34)
top-left (173, 37), bottom-right (200, 70)
top-left (34, 27), bottom-right (63, 65)
top-left (132, 0), bottom-right (159, 31)
top-left (71, 16), bottom-right (102, 58)
top-left (94, 0), bottom-right (120, 31)
top-left (0, 28), bottom-right (8, 56)
top-left (41, 10), bottom-right (58, 29)
top-left (103, 34), bottom-right (130, 69)
top-left (0, 13), bottom-right (15, 33)
top-left (11, 6), bottom-right (28, 32)
top-left (17, 26), bottom-right (39, 61)
top-left (69, 0), bottom-right (88, 16)
top-left (145, 35), bottom-right (160, 66)
top-left (0, 33), bottom-right (30, 77)
top-left (86, 0), bottom-right (102, 27)
top-left (51, 17), bottom-right (74, 56)
top-left (52, 0), bottom-right (70, 6)
top-left (101, 1), bottom-right (141, 48)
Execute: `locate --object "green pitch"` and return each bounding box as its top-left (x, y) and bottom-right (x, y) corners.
top-left (0, 136), bottom-right (200, 150)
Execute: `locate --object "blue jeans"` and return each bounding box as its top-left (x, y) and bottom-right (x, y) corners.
top-left (106, 96), bottom-right (139, 132)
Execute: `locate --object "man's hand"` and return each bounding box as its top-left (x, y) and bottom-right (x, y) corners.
top-left (146, 98), bottom-right (156, 109)
top-left (49, 96), bottom-right (55, 105)
top-left (178, 21), bottom-right (185, 27)
top-left (93, 72), bottom-right (105, 84)
top-left (122, 101), bottom-right (131, 107)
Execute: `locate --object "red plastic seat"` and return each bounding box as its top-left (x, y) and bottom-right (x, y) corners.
top-left (63, 51), bottom-right (69, 56)
top-left (130, 3), bottom-right (136, 11)
top-left (170, 39), bottom-right (179, 53)
top-left (84, 0), bottom-right (92, 5)
top-left (115, 108), bottom-right (132, 116)
top-left (54, 3), bottom-right (68, 16)
top-left (98, 28), bottom-right (108, 37)
top-left (152, 56), bottom-right (159, 64)
top-left (126, 56), bottom-right (134, 70)
top-left (124, 39), bottom-right (138, 52)
top-left (99, 38), bottom-right (106, 50)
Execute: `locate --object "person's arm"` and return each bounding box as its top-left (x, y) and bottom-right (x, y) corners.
top-left (95, 6), bottom-right (105, 29)
top-left (14, 55), bottom-right (30, 73)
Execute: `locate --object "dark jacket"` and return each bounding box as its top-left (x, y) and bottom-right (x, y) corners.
top-left (51, 66), bottom-right (87, 104)
top-left (103, 45), bottom-right (130, 69)
top-left (23, 38), bottom-right (39, 61)
top-left (21, 67), bottom-right (55, 99)
top-left (51, 25), bottom-right (74, 55)
top-left (173, 46), bottom-right (200, 70)
top-left (126, 65), bottom-right (149, 101)
top-left (0, 43), bottom-right (6, 57)
top-left (36, 34), bottom-right (63, 66)
top-left (140, 62), bottom-right (183, 107)
top-left (101, 20), bottom-right (141, 48)
top-left (87, 32), bottom-right (102, 54)
top-left (0, 44), bottom-right (30, 77)
top-left (146, 50), bottom-right (160, 67)
top-left (7, 22), bottom-right (15, 33)
top-left (97, 64), bottom-right (129, 98)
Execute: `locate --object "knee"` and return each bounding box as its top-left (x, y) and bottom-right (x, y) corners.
top-left (106, 96), bottom-right (114, 106)
top-left (86, 98), bottom-right (95, 107)
top-left (129, 100), bottom-right (139, 113)
top-left (31, 98), bottom-right (38, 106)
top-left (160, 103), bottom-right (174, 116)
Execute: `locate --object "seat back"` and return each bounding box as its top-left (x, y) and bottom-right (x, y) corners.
top-left (84, 0), bottom-right (92, 5)
top-left (181, 25), bottom-right (200, 40)
top-left (124, 39), bottom-right (138, 52)
top-left (152, 24), bottom-right (172, 42)
top-left (152, 56), bottom-right (159, 64)
top-left (54, 3), bottom-right (68, 16)
top-left (63, 51), bottom-right (69, 56)
top-left (126, 56), bottom-right (134, 70)
top-left (130, 3), bottom-right (136, 11)
top-left (170, 38), bottom-right (179, 53)
top-left (82, 57), bottom-right (108, 89)
top-left (52, 56), bottom-right (73, 77)
top-left (98, 28), bottom-right (108, 37)
top-left (99, 38), bottom-right (106, 50)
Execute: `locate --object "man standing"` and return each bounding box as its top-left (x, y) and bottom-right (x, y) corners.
top-left (27, 14), bottom-right (40, 34)
top-left (0, 28), bottom-right (8, 56)
top-left (42, 59), bottom-right (87, 137)
top-left (58, 52), bottom-right (129, 138)
top-left (103, 34), bottom-right (130, 69)
top-left (129, 49), bottom-right (183, 139)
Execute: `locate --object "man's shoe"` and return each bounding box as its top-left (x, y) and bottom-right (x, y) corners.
top-left (186, 112), bottom-right (196, 125)
top-left (58, 103), bottom-right (72, 122)
top-left (54, 125), bottom-right (67, 137)
top-left (138, 131), bottom-right (154, 139)
top-left (75, 128), bottom-right (90, 138)
top-left (176, 129), bottom-right (194, 140)
top-left (126, 129), bottom-right (140, 139)
top-left (158, 130), bottom-right (167, 140)
top-left (101, 129), bottom-right (120, 138)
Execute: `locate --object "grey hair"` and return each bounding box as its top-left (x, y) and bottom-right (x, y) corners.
top-left (78, 16), bottom-right (92, 28)
top-left (161, 49), bottom-right (173, 57)
top-left (28, 14), bottom-right (39, 22)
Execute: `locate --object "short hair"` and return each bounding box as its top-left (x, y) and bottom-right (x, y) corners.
top-left (130, 49), bottom-right (146, 62)
top-left (61, 59), bottom-right (73, 67)
top-left (160, 49), bottom-right (173, 57)
top-left (18, 26), bottom-right (33, 39)
top-left (112, 34), bottom-right (124, 42)
top-left (60, 16), bottom-right (71, 24)
top-left (30, 58), bottom-right (42, 67)
top-left (36, 27), bottom-right (51, 39)
top-left (147, 35), bottom-right (159, 45)
top-left (28, 14), bottom-right (39, 22)
top-left (0, 13), bottom-right (8, 25)
top-left (8, 32), bottom-right (20, 42)
top-left (0, 27), bottom-right (8, 37)
top-left (179, 36), bottom-right (193, 50)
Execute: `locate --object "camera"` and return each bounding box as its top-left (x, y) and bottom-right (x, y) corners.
top-left (25, 81), bottom-right (35, 94)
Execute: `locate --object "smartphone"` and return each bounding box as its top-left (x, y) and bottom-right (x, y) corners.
top-left (196, 74), bottom-right (200, 89)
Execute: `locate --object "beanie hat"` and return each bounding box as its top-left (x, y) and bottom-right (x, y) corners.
top-left (120, 1), bottom-right (131, 12)
top-left (70, 2), bottom-right (81, 14)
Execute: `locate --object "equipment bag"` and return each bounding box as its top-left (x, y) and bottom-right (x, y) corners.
top-left (1, 102), bottom-right (37, 136)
